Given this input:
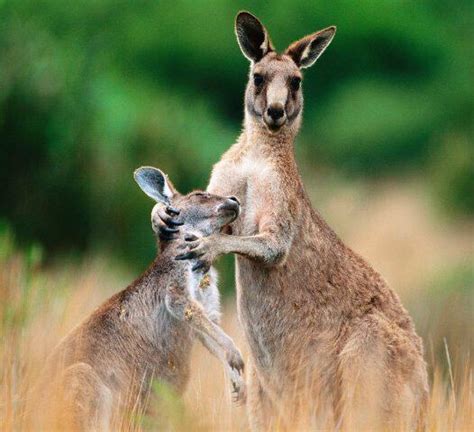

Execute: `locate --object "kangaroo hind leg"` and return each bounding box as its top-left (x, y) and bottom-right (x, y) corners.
top-left (59, 362), bottom-right (113, 431)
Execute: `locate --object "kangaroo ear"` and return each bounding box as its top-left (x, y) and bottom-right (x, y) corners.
top-left (134, 166), bottom-right (176, 204)
top-left (235, 11), bottom-right (273, 63)
top-left (285, 26), bottom-right (336, 69)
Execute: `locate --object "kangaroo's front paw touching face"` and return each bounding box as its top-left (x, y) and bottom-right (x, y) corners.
top-left (151, 203), bottom-right (183, 240)
top-left (175, 234), bottom-right (220, 273)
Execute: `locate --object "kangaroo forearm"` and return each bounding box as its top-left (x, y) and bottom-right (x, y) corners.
top-left (218, 233), bottom-right (289, 266)
top-left (197, 333), bottom-right (225, 361)
top-left (165, 291), bottom-right (234, 353)
top-left (194, 318), bottom-right (238, 359)
top-left (197, 327), bottom-right (246, 403)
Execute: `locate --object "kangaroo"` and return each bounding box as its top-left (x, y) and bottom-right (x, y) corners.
top-left (160, 11), bottom-right (429, 431)
top-left (37, 167), bottom-right (245, 430)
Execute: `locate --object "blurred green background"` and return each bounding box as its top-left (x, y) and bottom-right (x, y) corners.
top-left (1, 0), bottom-right (472, 273)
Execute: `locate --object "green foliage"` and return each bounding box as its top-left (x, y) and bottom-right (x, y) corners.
top-left (0, 223), bottom-right (43, 332)
top-left (429, 134), bottom-right (474, 216)
top-left (0, 0), bottom-right (472, 272)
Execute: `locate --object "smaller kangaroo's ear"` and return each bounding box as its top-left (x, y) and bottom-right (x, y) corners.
top-left (134, 166), bottom-right (176, 204)
top-left (285, 26), bottom-right (336, 69)
top-left (235, 11), bottom-right (273, 63)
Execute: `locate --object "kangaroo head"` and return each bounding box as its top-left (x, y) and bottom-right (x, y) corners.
top-left (134, 166), bottom-right (240, 237)
top-left (235, 11), bottom-right (336, 133)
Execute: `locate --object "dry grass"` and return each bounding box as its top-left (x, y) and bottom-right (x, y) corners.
top-left (1, 180), bottom-right (473, 430)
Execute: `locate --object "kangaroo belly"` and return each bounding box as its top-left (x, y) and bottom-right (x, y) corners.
top-left (236, 253), bottom-right (427, 427)
top-left (236, 256), bottom-right (329, 379)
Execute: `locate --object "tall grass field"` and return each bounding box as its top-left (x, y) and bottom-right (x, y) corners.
top-left (1, 180), bottom-right (472, 430)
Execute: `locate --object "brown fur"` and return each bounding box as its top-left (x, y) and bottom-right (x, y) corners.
top-left (176, 12), bottom-right (428, 430)
top-left (35, 169), bottom-right (245, 430)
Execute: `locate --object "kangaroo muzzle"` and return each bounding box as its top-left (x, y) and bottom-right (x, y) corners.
top-left (264, 103), bottom-right (287, 130)
top-left (217, 197), bottom-right (241, 221)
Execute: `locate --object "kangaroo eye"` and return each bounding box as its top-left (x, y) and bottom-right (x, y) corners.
top-left (254, 74), bottom-right (264, 87)
top-left (194, 192), bottom-right (210, 198)
top-left (290, 77), bottom-right (301, 91)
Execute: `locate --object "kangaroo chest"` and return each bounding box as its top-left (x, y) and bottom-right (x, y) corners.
top-left (224, 154), bottom-right (278, 237)
top-left (211, 146), bottom-right (317, 374)
top-left (187, 265), bottom-right (220, 323)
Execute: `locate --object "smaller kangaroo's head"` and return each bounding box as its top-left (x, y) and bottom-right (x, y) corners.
top-left (134, 166), bottom-right (240, 237)
top-left (235, 11), bottom-right (336, 133)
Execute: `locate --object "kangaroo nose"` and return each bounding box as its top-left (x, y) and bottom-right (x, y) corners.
top-left (267, 106), bottom-right (284, 121)
top-left (228, 196), bottom-right (240, 205)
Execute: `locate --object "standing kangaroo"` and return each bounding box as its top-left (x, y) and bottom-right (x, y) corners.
top-left (38, 167), bottom-right (245, 430)
top-left (161, 12), bottom-right (428, 431)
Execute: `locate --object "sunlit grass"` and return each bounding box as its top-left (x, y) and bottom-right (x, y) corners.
top-left (0, 188), bottom-right (472, 431)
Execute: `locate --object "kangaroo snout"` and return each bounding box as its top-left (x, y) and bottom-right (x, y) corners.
top-left (227, 195), bottom-right (240, 205)
top-left (264, 103), bottom-right (286, 130)
top-left (217, 197), bottom-right (241, 220)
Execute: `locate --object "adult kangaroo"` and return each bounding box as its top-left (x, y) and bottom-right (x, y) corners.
top-left (165, 12), bottom-right (428, 430)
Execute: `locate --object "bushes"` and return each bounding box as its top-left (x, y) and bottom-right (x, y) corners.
top-left (0, 0), bottom-right (472, 264)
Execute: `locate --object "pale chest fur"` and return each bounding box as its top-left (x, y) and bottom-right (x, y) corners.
top-left (209, 148), bottom-right (298, 371)
top-left (187, 265), bottom-right (221, 324)
top-left (209, 149), bottom-right (278, 237)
